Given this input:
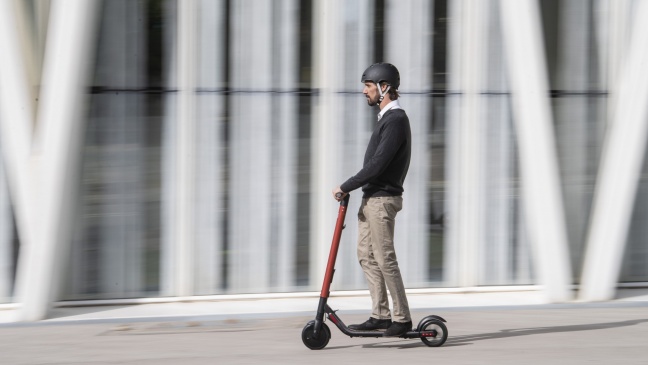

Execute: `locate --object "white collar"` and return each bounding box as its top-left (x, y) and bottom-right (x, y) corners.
top-left (378, 100), bottom-right (401, 121)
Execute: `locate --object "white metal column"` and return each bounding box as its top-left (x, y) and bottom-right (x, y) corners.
top-left (385, 0), bottom-right (433, 286)
top-left (311, 0), bottom-right (375, 291)
top-left (174, 0), bottom-right (198, 296)
top-left (228, 0), bottom-right (274, 292)
top-left (481, 0), bottom-right (520, 285)
top-left (444, 0), bottom-right (487, 288)
top-left (273, 0), bottom-right (298, 290)
top-left (335, 0), bottom-right (374, 290)
top-left (310, 0), bottom-right (343, 290)
top-left (499, 0), bottom-right (572, 302)
top-left (580, 1), bottom-right (648, 302)
top-left (192, 0), bottom-right (226, 295)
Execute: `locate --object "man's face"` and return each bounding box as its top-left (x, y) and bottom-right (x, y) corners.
top-left (363, 82), bottom-right (380, 106)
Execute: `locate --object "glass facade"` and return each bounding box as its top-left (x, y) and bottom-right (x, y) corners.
top-left (1, 0), bottom-right (648, 305)
top-left (65, 0), bottom-right (175, 299)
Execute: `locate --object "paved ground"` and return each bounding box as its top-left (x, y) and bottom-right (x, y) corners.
top-left (1, 302), bottom-right (648, 364)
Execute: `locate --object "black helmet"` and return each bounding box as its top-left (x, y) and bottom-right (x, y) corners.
top-left (361, 63), bottom-right (400, 90)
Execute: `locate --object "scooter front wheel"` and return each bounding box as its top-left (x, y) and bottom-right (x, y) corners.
top-left (420, 319), bottom-right (448, 347)
top-left (301, 320), bottom-right (331, 350)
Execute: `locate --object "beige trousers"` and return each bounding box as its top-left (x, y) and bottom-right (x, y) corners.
top-left (357, 196), bottom-right (411, 323)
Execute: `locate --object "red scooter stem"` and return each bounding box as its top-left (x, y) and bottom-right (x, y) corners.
top-left (320, 194), bottom-right (350, 298)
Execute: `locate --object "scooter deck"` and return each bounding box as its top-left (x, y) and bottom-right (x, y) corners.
top-left (325, 305), bottom-right (433, 339)
top-left (344, 329), bottom-right (426, 339)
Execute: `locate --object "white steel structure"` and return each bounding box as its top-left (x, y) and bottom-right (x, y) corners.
top-left (0, 0), bottom-right (647, 321)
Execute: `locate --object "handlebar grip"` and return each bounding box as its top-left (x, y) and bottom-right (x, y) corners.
top-left (337, 193), bottom-right (350, 206)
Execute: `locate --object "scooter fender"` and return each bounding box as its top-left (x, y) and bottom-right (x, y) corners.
top-left (416, 315), bottom-right (447, 331)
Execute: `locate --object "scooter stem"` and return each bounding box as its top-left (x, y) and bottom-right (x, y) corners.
top-left (314, 194), bottom-right (350, 336)
top-left (320, 194), bottom-right (350, 298)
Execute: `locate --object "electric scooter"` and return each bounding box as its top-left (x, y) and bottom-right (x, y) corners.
top-left (301, 193), bottom-right (448, 350)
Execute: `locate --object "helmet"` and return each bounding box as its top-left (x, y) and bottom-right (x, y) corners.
top-left (361, 63), bottom-right (400, 90)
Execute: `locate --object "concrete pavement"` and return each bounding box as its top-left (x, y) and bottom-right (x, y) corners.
top-left (1, 289), bottom-right (648, 364)
top-left (1, 304), bottom-right (648, 364)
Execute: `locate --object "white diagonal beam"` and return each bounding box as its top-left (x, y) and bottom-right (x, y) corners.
top-left (15, 0), bottom-right (100, 321)
top-left (499, 0), bottom-right (573, 302)
top-left (579, 0), bottom-right (648, 302)
top-left (0, 0), bottom-right (38, 262)
top-left (0, 0), bottom-right (42, 313)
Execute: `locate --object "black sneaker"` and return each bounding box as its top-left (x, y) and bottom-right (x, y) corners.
top-left (383, 320), bottom-right (412, 337)
top-left (348, 317), bottom-right (392, 331)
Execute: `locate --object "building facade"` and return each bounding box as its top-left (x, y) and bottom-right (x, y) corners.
top-left (0, 0), bottom-right (647, 320)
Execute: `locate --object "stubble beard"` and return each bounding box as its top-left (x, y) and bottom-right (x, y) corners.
top-left (366, 95), bottom-right (379, 106)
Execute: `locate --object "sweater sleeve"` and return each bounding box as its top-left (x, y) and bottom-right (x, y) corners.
top-left (340, 119), bottom-right (406, 193)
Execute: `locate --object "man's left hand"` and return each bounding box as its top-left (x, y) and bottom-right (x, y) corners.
top-left (332, 186), bottom-right (347, 201)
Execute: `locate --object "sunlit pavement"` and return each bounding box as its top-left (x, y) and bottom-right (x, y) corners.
top-left (1, 288), bottom-right (551, 325)
top-left (1, 289), bottom-right (648, 364)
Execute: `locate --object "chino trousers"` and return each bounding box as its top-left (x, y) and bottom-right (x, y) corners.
top-left (357, 196), bottom-right (411, 323)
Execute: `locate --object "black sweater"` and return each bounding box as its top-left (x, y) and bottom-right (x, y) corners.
top-left (340, 108), bottom-right (411, 198)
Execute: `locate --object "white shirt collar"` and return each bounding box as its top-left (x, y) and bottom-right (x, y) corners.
top-left (378, 100), bottom-right (401, 121)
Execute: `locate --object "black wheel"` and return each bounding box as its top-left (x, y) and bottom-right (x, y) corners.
top-left (301, 321), bottom-right (331, 350)
top-left (419, 319), bottom-right (448, 347)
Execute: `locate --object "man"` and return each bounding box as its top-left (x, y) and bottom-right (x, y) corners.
top-left (332, 62), bottom-right (412, 337)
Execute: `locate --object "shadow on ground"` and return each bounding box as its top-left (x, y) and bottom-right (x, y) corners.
top-left (324, 318), bottom-right (648, 350)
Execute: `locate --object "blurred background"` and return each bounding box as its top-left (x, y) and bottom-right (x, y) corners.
top-left (0, 0), bottom-right (647, 310)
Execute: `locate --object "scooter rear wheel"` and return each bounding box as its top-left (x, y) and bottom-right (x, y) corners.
top-left (420, 319), bottom-right (448, 347)
top-left (301, 320), bottom-right (331, 350)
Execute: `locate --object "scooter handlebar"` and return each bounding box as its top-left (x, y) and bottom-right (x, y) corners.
top-left (335, 193), bottom-right (350, 206)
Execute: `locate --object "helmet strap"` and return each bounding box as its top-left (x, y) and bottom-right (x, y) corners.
top-left (376, 83), bottom-right (391, 103)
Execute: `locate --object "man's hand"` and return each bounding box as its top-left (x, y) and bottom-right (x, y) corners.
top-left (332, 186), bottom-right (347, 201)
